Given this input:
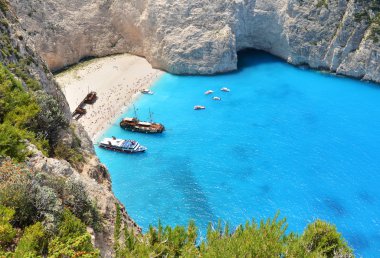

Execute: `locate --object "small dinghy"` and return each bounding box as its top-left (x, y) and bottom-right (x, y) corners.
top-left (194, 105), bottom-right (206, 110)
top-left (220, 87), bottom-right (230, 92)
top-left (204, 90), bottom-right (214, 95)
top-left (141, 89), bottom-right (154, 95)
top-left (212, 96), bottom-right (221, 101)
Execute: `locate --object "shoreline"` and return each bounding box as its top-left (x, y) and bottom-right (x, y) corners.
top-left (55, 54), bottom-right (164, 142)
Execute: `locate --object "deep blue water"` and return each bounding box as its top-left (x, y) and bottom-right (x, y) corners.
top-left (95, 51), bottom-right (380, 256)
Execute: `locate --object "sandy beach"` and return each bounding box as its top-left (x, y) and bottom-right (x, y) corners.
top-left (55, 54), bottom-right (164, 141)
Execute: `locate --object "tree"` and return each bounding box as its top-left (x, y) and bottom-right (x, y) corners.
top-left (300, 219), bottom-right (353, 257)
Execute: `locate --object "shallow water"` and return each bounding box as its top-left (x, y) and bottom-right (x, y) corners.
top-left (95, 51), bottom-right (380, 256)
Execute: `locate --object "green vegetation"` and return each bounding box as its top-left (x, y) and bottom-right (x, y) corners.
top-left (0, 160), bottom-right (102, 230)
top-left (0, 0), bottom-right (8, 14)
top-left (0, 160), bottom-right (101, 257)
top-left (48, 210), bottom-right (99, 257)
top-left (0, 62), bottom-right (73, 162)
top-left (354, 0), bottom-right (380, 43)
top-left (114, 209), bottom-right (353, 257)
top-left (0, 206), bottom-right (99, 257)
top-left (370, 13), bottom-right (380, 43)
top-left (54, 140), bottom-right (84, 167)
top-left (0, 205), bottom-right (16, 249)
top-left (14, 222), bottom-right (46, 257)
top-left (0, 63), bottom-right (48, 161)
top-left (0, 14), bottom-right (81, 165)
top-left (316, 0), bottom-right (328, 9)
top-left (114, 203), bottom-right (122, 253)
top-left (0, 160), bottom-right (354, 257)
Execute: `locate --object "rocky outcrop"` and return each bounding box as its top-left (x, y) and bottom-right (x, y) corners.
top-left (26, 135), bottom-right (140, 257)
top-left (0, 7), bottom-right (140, 257)
top-left (8, 0), bottom-right (380, 82)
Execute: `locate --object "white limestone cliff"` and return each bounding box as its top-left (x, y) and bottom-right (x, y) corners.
top-left (10, 0), bottom-right (380, 82)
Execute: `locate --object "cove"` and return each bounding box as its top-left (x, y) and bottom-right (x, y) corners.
top-left (95, 50), bottom-right (380, 256)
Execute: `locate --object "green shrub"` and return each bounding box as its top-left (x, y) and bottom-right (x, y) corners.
top-left (114, 203), bottom-right (122, 253)
top-left (116, 213), bottom-right (353, 258)
top-left (0, 207), bottom-right (98, 257)
top-left (62, 179), bottom-right (102, 231)
top-left (316, 0), bottom-right (327, 9)
top-left (201, 214), bottom-right (287, 257)
top-left (54, 142), bottom-right (84, 166)
top-left (48, 209), bottom-right (99, 257)
top-left (25, 78), bottom-right (41, 91)
top-left (14, 222), bottom-right (46, 257)
top-left (0, 0), bottom-right (8, 13)
top-left (0, 63), bottom-right (49, 160)
top-left (0, 205), bottom-right (16, 250)
top-left (300, 219), bottom-right (352, 256)
top-left (35, 92), bottom-right (68, 146)
top-left (0, 161), bottom-right (101, 233)
top-left (0, 161), bottom-right (37, 227)
top-left (0, 124), bottom-right (29, 162)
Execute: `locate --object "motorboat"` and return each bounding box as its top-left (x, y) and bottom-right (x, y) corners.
top-left (220, 87), bottom-right (230, 92)
top-left (204, 90), bottom-right (214, 95)
top-left (141, 89), bottom-right (154, 95)
top-left (212, 96), bottom-right (221, 101)
top-left (194, 105), bottom-right (206, 110)
top-left (99, 137), bottom-right (147, 153)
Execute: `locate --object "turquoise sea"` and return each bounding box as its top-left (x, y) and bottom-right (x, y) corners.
top-left (95, 51), bottom-right (380, 256)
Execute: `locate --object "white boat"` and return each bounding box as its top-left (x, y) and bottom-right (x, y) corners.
top-left (194, 105), bottom-right (206, 110)
top-left (141, 89), bottom-right (154, 95)
top-left (220, 87), bottom-right (230, 92)
top-left (212, 96), bottom-right (221, 101)
top-left (204, 90), bottom-right (214, 95)
top-left (99, 137), bottom-right (147, 153)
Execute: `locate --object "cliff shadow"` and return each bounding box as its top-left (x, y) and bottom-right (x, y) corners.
top-left (235, 49), bottom-right (284, 74)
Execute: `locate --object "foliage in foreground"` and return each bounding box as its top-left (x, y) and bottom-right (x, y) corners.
top-left (0, 160), bottom-right (102, 230)
top-left (0, 159), bottom-right (354, 257)
top-left (0, 59), bottom-right (83, 165)
top-left (114, 206), bottom-right (353, 258)
top-left (0, 63), bottom-right (46, 161)
top-left (0, 206), bottom-right (99, 257)
top-left (0, 160), bottom-right (101, 257)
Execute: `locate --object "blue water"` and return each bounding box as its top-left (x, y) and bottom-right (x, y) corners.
top-left (95, 51), bottom-right (380, 256)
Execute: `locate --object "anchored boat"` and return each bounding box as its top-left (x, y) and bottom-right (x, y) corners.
top-left (99, 137), bottom-right (147, 153)
top-left (141, 89), bottom-right (154, 95)
top-left (120, 106), bottom-right (165, 133)
top-left (120, 118), bottom-right (165, 133)
top-left (194, 105), bottom-right (206, 110)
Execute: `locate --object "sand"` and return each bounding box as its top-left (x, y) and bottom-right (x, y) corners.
top-left (55, 54), bottom-right (164, 141)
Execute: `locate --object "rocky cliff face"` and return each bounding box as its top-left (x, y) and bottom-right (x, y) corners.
top-left (0, 6), bottom-right (139, 257)
top-left (9, 0), bottom-right (380, 82)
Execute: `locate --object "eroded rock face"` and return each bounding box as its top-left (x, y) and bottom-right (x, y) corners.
top-left (10, 0), bottom-right (380, 82)
top-left (0, 8), bottom-right (140, 256)
top-left (27, 142), bottom-right (140, 257)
